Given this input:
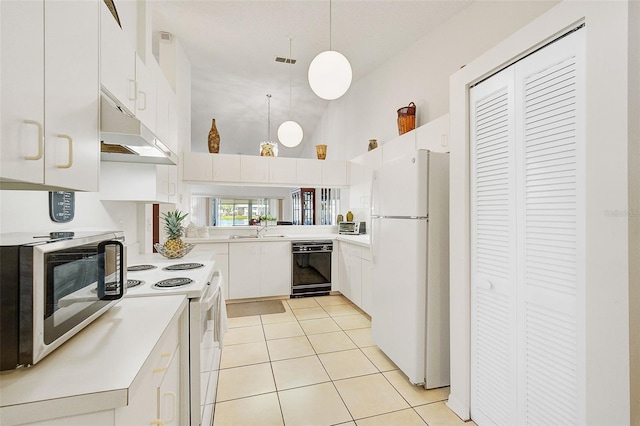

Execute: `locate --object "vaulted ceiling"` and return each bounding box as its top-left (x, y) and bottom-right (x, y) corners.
top-left (150, 0), bottom-right (473, 157)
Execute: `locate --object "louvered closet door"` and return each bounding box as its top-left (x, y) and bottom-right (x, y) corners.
top-left (514, 29), bottom-right (585, 425)
top-left (470, 28), bottom-right (585, 426)
top-left (470, 66), bottom-right (519, 426)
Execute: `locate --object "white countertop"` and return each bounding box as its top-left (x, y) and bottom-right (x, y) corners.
top-left (185, 233), bottom-right (340, 243)
top-left (0, 295), bottom-right (187, 425)
top-left (336, 234), bottom-right (371, 247)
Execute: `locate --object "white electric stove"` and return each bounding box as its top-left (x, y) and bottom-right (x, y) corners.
top-left (124, 258), bottom-right (224, 426)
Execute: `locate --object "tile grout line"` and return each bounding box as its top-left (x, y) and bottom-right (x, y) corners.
top-left (260, 309), bottom-right (287, 426)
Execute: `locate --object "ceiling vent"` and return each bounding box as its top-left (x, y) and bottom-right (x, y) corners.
top-left (275, 56), bottom-right (296, 64)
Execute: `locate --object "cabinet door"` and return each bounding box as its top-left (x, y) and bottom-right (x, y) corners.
top-left (155, 165), bottom-right (170, 203)
top-left (44, 0), bottom-right (99, 191)
top-left (349, 248), bottom-right (362, 307)
top-left (322, 160), bottom-right (348, 187)
top-left (361, 255), bottom-right (372, 315)
top-left (337, 242), bottom-right (350, 298)
top-left (260, 242), bottom-right (291, 297)
top-left (183, 152), bottom-right (213, 181)
top-left (157, 347), bottom-right (181, 426)
top-left (155, 72), bottom-right (172, 148)
top-left (269, 157), bottom-right (297, 184)
top-left (167, 165), bottom-right (178, 204)
top-left (135, 55), bottom-right (158, 134)
top-left (213, 154), bottom-right (241, 182)
top-left (0, 0), bottom-right (45, 184)
top-left (228, 243), bottom-right (261, 299)
top-left (241, 155), bottom-right (269, 183)
top-left (100, 0), bottom-right (135, 113)
top-left (296, 158), bottom-right (322, 186)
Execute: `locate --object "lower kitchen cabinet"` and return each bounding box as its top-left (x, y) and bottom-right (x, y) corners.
top-left (337, 241), bottom-right (372, 315)
top-left (0, 296), bottom-right (189, 426)
top-left (228, 241), bottom-right (291, 299)
top-left (192, 243), bottom-right (229, 298)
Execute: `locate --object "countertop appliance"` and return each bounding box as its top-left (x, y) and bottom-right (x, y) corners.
top-left (339, 221), bottom-right (367, 235)
top-left (0, 231), bottom-right (125, 371)
top-left (291, 240), bottom-right (333, 297)
top-left (123, 258), bottom-right (226, 426)
top-left (370, 150), bottom-right (450, 388)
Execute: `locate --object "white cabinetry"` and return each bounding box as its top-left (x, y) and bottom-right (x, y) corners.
top-left (100, 1), bottom-right (135, 114)
top-left (192, 243), bottom-right (230, 298)
top-left (100, 162), bottom-right (177, 203)
top-left (134, 55), bottom-right (157, 133)
top-left (337, 241), bottom-right (372, 314)
top-left (416, 113), bottom-right (449, 153)
top-left (228, 242), bottom-right (291, 299)
top-left (241, 156), bottom-right (270, 182)
top-left (213, 154), bottom-right (241, 182)
top-left (183, 152), bottom-right (213, 181)
top-left (269, 157), bottom-right (297, 184)
top-left (182, 153), bottom-right (348, 187)
top-left (296, 158), bottom-right (323, 186)
top-left (1, 0), bottom-right (99, 191)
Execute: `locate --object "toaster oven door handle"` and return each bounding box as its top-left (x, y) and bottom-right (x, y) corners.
top-left (97, 240), bottom-right (125, 300)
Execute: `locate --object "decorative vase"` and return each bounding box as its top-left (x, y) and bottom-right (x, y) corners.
top-left (316, 144), bottom-right (327, 160)
top-left (337, 214), bottom-right (344, 223)
top-left (260, 141), bottom-right (278, 157)
top-left (368, 139), bottom-right (378, 151)
top-left (208, 118), bottom-right (220, 153)
top-left (346, 211), bottom-right (354, 222)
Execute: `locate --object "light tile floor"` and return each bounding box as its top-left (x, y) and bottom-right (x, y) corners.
top-left (214, 295), bottom-right (475, 426)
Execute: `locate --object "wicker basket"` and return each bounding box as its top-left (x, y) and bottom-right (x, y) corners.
top-left (397, 102), bottom-right (416, 135)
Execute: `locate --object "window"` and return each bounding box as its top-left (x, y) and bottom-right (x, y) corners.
top-left (190, 197), bottom-right (276, 227)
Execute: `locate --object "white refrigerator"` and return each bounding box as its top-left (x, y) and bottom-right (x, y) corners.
top-left (370, 149), bottom-right (450, 388)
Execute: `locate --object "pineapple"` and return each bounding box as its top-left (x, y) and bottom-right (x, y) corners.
top-left (162, 210), bottom-right (188, 258)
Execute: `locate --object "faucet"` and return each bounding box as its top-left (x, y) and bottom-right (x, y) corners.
top-left (256, 221), bottom-right (268, 238)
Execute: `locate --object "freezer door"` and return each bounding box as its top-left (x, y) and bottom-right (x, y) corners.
top-left (372, 150), bottom-right (428, 218)
top-left (371, 217), bottom-right (427, 384)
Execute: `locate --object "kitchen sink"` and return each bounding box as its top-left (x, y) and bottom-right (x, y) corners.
top-left (230, 234), bottom-right (287, 239)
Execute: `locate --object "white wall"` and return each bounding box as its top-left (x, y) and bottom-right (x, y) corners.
top-left (302, 1), bottom-right (558, 162)
top-left (0, 190), bottom-right (138, 244)
top-left (449, 1), bottom-right (633, 423)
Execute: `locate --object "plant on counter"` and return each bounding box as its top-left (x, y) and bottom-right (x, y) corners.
top-left (156, 210), bottom-right (193, 258)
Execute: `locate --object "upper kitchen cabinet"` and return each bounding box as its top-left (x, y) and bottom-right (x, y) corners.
top-left (296, 158), bottom-right (322, 186)
top-left (134, 55), bottom-right (158, 134)
top-left (212, 154), bottom-right (241, 182)
top-left (240, 155), bottom-right (270, 182)
top-left (183, 152), bottom-right (213, 181)
top-left (269, 157), bottom-right (297, 184)
top-left (0, 0), bottom-right (99, 191)
top-left (321, 160), bottom-right (348, 187)
top-left (415, 113), bottom-right (449, 153)
top-left (100, 0), bottom-right (136, 114)
top-left (100, 162), bottom-right (177, 203)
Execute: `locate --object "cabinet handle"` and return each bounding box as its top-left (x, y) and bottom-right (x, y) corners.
top-left (138, 91), bottom-right (147, 111)
top-left (129, 79), bottom-right (137, 101)
top-left (162, 392), bottom-right (177, 423)
top-left (150, 420), bottom-right (165, 426)
top-left (169, 182), bottom-right (176, 196)
top-left (153, 352), bottom-right (172, 373)
top-left (57, 134), bottom-right (73, 169)
top-left (23, 120), bottom-right (43, 160)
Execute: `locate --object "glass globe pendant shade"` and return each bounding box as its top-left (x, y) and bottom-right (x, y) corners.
top-left (308, 50), bottom-right (352, 100)
top-left (277, 120), bottom-right (303, 147)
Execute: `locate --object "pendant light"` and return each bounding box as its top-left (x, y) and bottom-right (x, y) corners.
top-left (308, 0), bottom-right (352, 100)
top-left (259, 94), bottom-right (278, 157)
top-left (278, 37), bottom-right (303, 147)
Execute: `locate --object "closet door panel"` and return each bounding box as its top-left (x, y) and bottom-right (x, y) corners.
top-left (470, 66), bottom-right (518, 426)
top-left (515, 28), bottom-right (585, 425)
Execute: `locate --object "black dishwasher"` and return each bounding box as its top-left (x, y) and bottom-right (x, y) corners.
top-left (291, 241), bottom-right (332, 297)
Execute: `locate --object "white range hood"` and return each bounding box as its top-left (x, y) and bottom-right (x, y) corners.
top-left (100, 94), bottom-right (178, 166)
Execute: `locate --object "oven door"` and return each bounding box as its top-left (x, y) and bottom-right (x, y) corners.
top-left (28, 235), bottom-right (125, 366)
top-left (189, 270), bottom-right (224, 426)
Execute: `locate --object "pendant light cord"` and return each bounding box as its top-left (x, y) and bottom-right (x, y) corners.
top-left (329, 0), bottom-right (332, 51)
top-left (267, 94), bottom-right (272, 141)
top-left (288, 37), bottom-right (292, 118)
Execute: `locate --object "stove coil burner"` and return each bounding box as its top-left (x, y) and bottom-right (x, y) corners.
top-left (162, 263), bottom-right (204, 271)
top-left (127, 279), bottom-right (143, 288)
top-left (127, 264), bottom-right (157, 272)
top-left (153, 277), bottom-right (194, 289)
